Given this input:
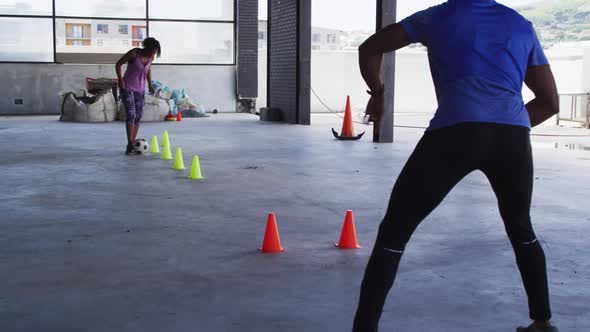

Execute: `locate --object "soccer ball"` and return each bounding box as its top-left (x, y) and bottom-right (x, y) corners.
top-left (134, 138), bottom-right (149, 154)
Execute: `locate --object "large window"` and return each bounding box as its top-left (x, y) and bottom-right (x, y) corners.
top-left (0, 0), bottom-right (51, 15)
top-left (55, 0), bottom-right (145, 19)
top-left (307, 0), bottom-right (376, 114)
top-left (0, 0), bottom-right (235, 64)
top-left (149, 0), bottom-right (233, 21)
top-left (0, 17), bottom-right (53, 61)
top-left (150, 21), bottom-right (234, 64)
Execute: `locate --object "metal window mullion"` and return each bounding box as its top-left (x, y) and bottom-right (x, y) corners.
top-left (295, 0), bottom-right (300, 123)
top-left (0, 14), bottom-right (53, 18)
top-left (54, 15), bottom-right (148, 21)
top-left (0, 61), bottom-right (235, 65)
top-left (148, 18), bottom-right (234, 23)
top-left (232, 0), bottom-right (237, 66)
top-left (50, 16), bottom-right (233, 23)
top-left (146, 0), bottom-right (149, 36)
top-left (153, 62), bottom-right (234, 66)
top-left (52, 0), bottom-right (56, 62)
top-left (0, 61), bottom-right (54, 64)
top-left (266, 0), bottom-right (271, 108)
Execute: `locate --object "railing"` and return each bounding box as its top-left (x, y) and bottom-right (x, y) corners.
top-left (557, 93), bottom-right (589, 129)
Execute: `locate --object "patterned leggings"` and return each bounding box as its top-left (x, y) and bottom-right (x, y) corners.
top-left (120, 89), bottom-right (145, 125)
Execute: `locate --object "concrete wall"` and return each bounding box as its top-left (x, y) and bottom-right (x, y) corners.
top-left (0, 64), bottom-right (236, 115)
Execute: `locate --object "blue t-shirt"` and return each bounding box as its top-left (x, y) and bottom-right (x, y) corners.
top-left (399, 0), bottom-right (549, 131)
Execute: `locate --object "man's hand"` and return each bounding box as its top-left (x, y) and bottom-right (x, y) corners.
top-left (149, 85), bottom-right (155, 96)
top-left (358, 23), bottom-right (410, 125)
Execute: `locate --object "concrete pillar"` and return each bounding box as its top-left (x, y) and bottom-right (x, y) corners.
top-left (267, 0), bottom-right (311, 125)
top-left (236, 0), bottom-right (258, 113)
top-left (374, 0), bottom-right (397, 142)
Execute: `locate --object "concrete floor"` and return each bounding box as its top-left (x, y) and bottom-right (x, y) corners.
top-left (1, 114), bottom-right (589, 332)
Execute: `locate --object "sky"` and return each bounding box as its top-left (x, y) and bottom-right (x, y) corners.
top-left (259, 0), bottom-right (545, 31)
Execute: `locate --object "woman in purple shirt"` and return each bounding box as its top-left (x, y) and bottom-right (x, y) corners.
top-left (116, 37), bottom-right (161, 155)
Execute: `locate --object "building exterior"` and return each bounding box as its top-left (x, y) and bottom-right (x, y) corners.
top-left (259, 20), bottom-right (349, 51)
top-left (310, 26), bottom-right (345, 50)
top-left (56, 20), bottom-right (146, 51)
top-left (258, 20), bottom-right (267, 50)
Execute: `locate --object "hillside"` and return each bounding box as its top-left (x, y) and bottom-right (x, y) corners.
top-left (517, 0), bottom-right (590, 45)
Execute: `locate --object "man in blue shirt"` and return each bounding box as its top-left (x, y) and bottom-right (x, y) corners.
top-left (354, 1), bottom-right (560, 331)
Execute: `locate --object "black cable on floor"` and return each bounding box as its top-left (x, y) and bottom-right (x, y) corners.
top-left (310, 86), bottom-right (370, 126)
top-left (310, 86), bottom-right (590, 137)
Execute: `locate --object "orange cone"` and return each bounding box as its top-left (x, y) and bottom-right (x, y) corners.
top-left (176, 110), bottom-right (183, 122)
top-left (332, 96), bottom-right (365, 140)
top-left (335, 210), bottom-right (361, 249)
top-left (341, 96), bottom-right (354, 136)
top-left (259, 213), bottom-right (285, 253)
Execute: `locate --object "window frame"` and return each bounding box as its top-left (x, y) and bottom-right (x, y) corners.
top-left (0, 0), bottom-right (237, 65)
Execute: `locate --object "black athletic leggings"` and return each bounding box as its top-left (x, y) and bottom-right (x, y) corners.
top-left (353, 122), bottom-right (551, 331)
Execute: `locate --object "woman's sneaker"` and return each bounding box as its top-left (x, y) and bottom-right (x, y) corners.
top-left (125, 144), bottom-right (135, 155)
top-left (517, 324), bottom-right (559, 332)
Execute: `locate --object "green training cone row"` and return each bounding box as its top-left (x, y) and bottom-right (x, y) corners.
top-left (158, 131), bottom-right (204, 180)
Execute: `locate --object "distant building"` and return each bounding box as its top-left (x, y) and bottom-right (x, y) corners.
top-left (55, 20), bottom-right (146, 51)
top-left (258, 20), bottom-right (267, 50)
top-left (259, 20), bottom-right (348, 51)
top-left (311, 26), bottom-right (345, 50)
